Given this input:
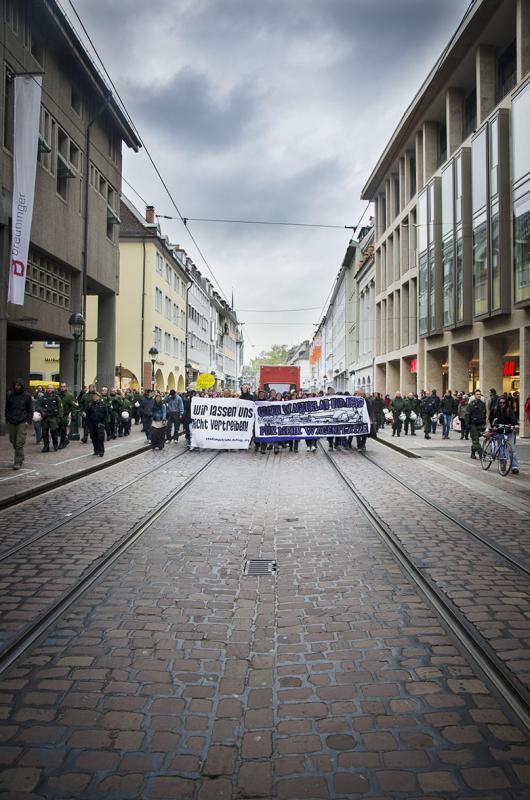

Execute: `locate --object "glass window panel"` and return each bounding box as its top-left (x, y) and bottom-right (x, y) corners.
top-left (491, 201), bottom-right (500, 311)
top-left (489, 118), bottom-right (498, 197)
top-left (442, 164), bottom-right (454, 235)
top-left (455, 230), bottom-right (464, 323)
top-left (514, 190), bottom-right (530, 303)
top-left (473, 212), bottom-right (488, 316)
top-left (512, 83), bottom-right (530, 183)
top-left (417, 190), bottom-right (428, 253)
top-left (428, 247), bottom-right (436, 330)
top-left (455, 155), bottom-right (462, 224)
top-left (472, 129), bottom-right (487, 212)
top-left (443, 238), bottom-right (454, 327)
top-left (419, 253), bottom-right (428, 335)
top-left (428, 183), bottom-right (435, 244)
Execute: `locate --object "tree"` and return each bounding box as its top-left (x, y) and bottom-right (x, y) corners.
top-left (250, 344), bottom-right (290, 373)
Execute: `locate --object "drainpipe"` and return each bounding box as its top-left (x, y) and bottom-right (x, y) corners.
top-left (184, 281), bottom-right (192, 388)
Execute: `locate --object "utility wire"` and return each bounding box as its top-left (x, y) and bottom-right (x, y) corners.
top-left (64, 0), bottom-right (232, 306)
top-left (157, 215), bottom-right (355, 231)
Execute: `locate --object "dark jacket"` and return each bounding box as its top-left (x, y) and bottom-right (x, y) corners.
top-left (430, 392), bottom-right (441, 412)
top-left (489, 406), bottom-right (517, 428)
top-left (240, 391), bottom-right (254, 402)
top-left (420, 395), bottom-right (436, 417)
top-left (441, 395), bottom-right (454, 414)
top-left (152, 401), bottom-right (167, 422)
top-left (465, 398), bottom-right (487, 425)
top-left (139, 395), bottom-right (155, 417)
top-left (5, 381), bottom-right (32, 425)
top-left (86, 400), bottom-right (109, 428)
top-left (37, 393), bottom-right (61, 418)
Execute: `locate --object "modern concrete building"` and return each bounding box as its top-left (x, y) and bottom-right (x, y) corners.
top-left (0, 0), bottom-right (140, 427)
top-left (117, 199), bottom-right (188, 392)
top-left (361, 0), bottom-right (530, 433)
top-left (348, 226), bottom-right (376, 393)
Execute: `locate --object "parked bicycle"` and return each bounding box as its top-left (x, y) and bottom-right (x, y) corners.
top-left (480, 424), bottom-right (515, 476)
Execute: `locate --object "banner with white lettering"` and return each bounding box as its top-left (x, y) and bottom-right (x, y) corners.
top-left (191, 397), bottom-right (255, 449)
top-left (8, 75), bottom-right (42, 306)
top-left (255, 396), bottom-right (371, 442)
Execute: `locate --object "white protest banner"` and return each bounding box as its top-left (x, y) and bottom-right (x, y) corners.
top-left (8, 75), bottom-right (42, 306)
top-left (255, 395), bottom-right (371, 442)
top-left (191, 397), bottom-right (255, 449)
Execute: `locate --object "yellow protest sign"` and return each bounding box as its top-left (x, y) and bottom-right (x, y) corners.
top-left (196, 373), bottom-right (216, 390)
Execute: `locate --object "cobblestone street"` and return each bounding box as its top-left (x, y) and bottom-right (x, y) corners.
top-left (0, 445), bottom-right (529, 798)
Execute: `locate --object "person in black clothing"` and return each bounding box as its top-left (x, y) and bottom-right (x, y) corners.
top-left (182, 390), bottom-right (196, 447)
top-left (489, 395), bottom-right (519, 474)
top-left (5, 379), bottom-right (33, 470)
top-left (430, 389), bottom-right (441, 434)
top-left (240, 383), bottom-right (254, 402)
top-left (85, 391), bottom-right (109, 456)
top-left (37, 385), bottom-right (61, 453)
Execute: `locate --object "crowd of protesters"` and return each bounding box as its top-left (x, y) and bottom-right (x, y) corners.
top-left (4, 379), bottom-right (528, 477)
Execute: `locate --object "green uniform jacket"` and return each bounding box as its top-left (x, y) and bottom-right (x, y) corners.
top-left (58, 390), bottom-right (76, 422)
top-left (464, 398), bottom-right (486, 426)
top-left (390, 397), bottom-right (405, 416)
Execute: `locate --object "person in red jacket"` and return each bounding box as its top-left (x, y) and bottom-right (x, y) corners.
top-left (525, 394), bottom-right (530, 422)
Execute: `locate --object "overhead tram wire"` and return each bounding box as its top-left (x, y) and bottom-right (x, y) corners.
top-left (156, 216), bottom-right (356, 231)
top-left (63, 0), bottom-right (231, 305)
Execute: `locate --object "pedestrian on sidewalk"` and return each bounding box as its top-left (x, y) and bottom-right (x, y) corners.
top-left (139, 388), bottom-right (155, 442)
top-left (36, 385), bottom-right (61, 453)
top-left (465, 389), bottom-right (487, 459)
top-left (164, 389), bottom-right (184, 442)
top-left (85, 390), bottom-right (109, 457)
top-left (5, 379), bottom-right (33, 470)
top-left (458, 393), bottom-right (469, 439)
top-left (441, 390), bottom-right (454, 439)
top-left (150, 392), bottom-right (167, 450)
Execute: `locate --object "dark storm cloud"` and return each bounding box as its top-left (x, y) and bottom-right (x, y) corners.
top-left (129, 68), bottom-right (260, 151)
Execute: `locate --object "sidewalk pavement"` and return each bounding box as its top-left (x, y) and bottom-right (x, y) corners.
top-left (0, 422), bottom-right (152, 507)
top-left (374, 422), bottom-right (530, 502)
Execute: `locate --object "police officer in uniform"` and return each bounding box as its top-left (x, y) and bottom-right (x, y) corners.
top-left (419, 391), bottom-right (436, 439)
top-left (37, 385), bottom-right (61, 452)
top-left (390, 391), bottom-right (405, 437)
top-left (403, 392), bottom-right (419, 436)
top-left (85, 390), bottom-right (109, 456)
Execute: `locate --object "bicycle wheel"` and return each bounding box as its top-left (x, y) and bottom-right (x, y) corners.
top-left (498, 442), bottom-right (513, 477)
top-left (481, 439), bottom-right (495, 470)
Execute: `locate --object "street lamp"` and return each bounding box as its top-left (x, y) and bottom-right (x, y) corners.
top-left (68, 312), bottom-right (85, 441)
top-left (149, 346), bottom-right (158, 390)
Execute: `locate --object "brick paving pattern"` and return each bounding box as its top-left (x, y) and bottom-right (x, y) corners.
top-left (0, 448), bottom-right (528, 797)
top-left (328, 443), bottom-right (530, 693)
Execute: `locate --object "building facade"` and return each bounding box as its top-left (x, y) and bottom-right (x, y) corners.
top-left (186, 262), bottom-right (214, 383)
top-left (117, 199), bottom-right (188, 392)
top-left (349, 227), bottom-right (376, 393)
top-left (361, 0), bottom-right (530, 433)
top-left (0, 0), bottom-right (139, 428)
top-left (287, 340), bottom-right (311, 390)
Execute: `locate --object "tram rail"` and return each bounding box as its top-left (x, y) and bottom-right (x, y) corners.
top-left (0, 450), bottom-right (220, 678)
top-left (320, 442), bottom-right (530, 733)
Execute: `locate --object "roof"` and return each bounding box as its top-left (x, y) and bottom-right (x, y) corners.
top-left (361, 0), bottom-right (498, 199)
top-left (45, 0), bottom-right (141, 151)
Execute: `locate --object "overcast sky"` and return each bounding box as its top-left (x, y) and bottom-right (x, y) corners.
top-left (71, 0), bottom-right (468, 360)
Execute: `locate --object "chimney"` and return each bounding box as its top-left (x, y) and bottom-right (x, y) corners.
top-left (145, 205), bottom-right (155, 224)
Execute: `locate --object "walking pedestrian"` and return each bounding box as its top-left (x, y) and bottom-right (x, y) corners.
top-left (5, 379), bottom-right (33, 470)
top-left (36, 385), bottom-right (61, 453)
top-left (390, 391), bottom-right (405, 437)
top-left (440, 390), bottom-right (453, 439)
top-left (465, 389), bottom-right (487, 459)
top-left (164, 389), bottom-right (184, 442)
top-left (85, 390), bottom-right (109, 457)
top-left (139, 388), bottom-right (155, 442)
top-left (57, 382), bottom-right (76, 448)
top-left (150, 392), bottom-right (167, 449)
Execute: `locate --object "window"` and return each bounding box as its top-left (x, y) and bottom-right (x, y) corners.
top-left (174, 273), bottom-right (180, 293)
top-left (180, 340), bottom-right (186, 359)
top-left (512, 82), bottom-right (530, 185)
top-left (71, 87), bottom-right (82, 117)
top-left (173, 337), bottom-right (179, 357)
top-left (514, 190), bottom-right (530, 303)
top-left (472, 128), bottom-right (487, 213)
top-left (38, 107), bottom-right (54, 173)
top-left (491, 201), bottom-right (500, 311)
top-left (181, 310), bottom-right (186, 329)
top-left (165, 296), bottom-right (171, 320)
top-left (463, 90), bottom-right (476, 139)
top-left (442, 238), bottom-right (454, 327)
top-left (442, 163), bottom-right (455, 328)
top-left (409, 156), bottom-right (416, 198)
top-left (455, 230), bottom-right (464, 324)
top-left (154, 326), bottom-right (162, 349)
top-left (418, 253), bottom-right (428, 336)
top-left (173, 303), bottom-right (179, 324)
top-left (165, 263), bottom-right (171, 284)
top-left (417, 190), bottom-right (428, 253)
top-left (497, 41), bottom-right (516, 103)
top-left (164, 332), bottom-right (171, 355)
top-left (473, 212), bottom-right (488, 316)
top-left (437, 123), bottom-right (447, 167)
top-left (156, 252), bottom-right (163, 274)
top-left (155, 287), bottom-right (162, 313)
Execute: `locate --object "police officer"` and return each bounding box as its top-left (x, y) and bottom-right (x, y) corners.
top-left (419, 391), bottom-right (436, 439)
top-left (108, 389), bottom-right (123, 438)
top-left (36, 384), bottom-right (61, 452)
top-left (390, 391), bottom-right (405, 437)
top-left (465, 389), bottom-right (487, 459)
top-left (57, 382), bottom-right (76, 449)
top-left (85, 390), bottom-right (109, 456)
top-left (79, 384), bottom-right (95, 443)
top-left (403, 392), bottom-right (419, 436)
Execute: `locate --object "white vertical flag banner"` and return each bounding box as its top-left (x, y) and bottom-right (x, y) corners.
top-left (8, 75), bottom-right (42, 306)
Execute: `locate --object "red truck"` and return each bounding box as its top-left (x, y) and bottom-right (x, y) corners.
top-left (259, 365), bottom-right (300, 395)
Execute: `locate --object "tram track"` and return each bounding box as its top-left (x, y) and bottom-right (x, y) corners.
top-left (320, 443), bottom-right (530, 733)
top-left (0, 447), bottom-right (192, 562)
top-left (0, 450), bottom-right (220, 678)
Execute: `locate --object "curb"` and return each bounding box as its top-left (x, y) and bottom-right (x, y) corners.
top-left (374, 436), bottom-right (422, 459)
top-left (0, 443), bottom-right (151, 511)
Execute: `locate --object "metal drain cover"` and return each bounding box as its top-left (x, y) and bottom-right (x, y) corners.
top-left (245, 559), bottom-right (277, 576)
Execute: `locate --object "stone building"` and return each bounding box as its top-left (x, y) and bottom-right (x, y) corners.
top-left (361, 0), bottom-right (530, 433)
top-left (0, 0), bottom-right (140, 427)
